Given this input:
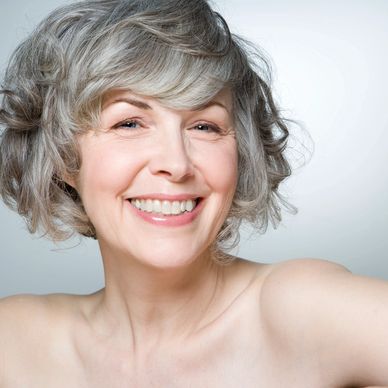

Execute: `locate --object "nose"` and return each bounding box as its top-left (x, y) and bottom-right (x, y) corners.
top-left (148, 127), bottom-right (194, 182)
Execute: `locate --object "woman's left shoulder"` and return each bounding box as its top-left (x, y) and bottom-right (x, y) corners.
top-left (259, 257), bottom-right (388, 387)
top-left (264, 257), bottom-right (351, 279)
top-left (259, 257), bottom-right (352, 300)
top-left (229, 257), bottom-right (349, 297)
top-left (258, 256), bottom-right (385, 331)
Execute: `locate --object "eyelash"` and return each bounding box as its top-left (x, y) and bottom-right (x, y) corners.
top-left (113, 119), bottom-right (143, 130)
top-left (112, 119), bottom-right (221, 133)
top-left (193, 123), bottom-right (221, 133)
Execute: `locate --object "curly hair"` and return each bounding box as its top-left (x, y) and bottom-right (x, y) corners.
top-left (0, 0), bottom-right (294, 254)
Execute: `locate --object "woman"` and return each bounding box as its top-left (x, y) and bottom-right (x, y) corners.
top-left (0, 0), bottom-right (387, 387)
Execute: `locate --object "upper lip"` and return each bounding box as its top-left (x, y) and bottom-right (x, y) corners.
top-left (128, 194), bottom-right (201, 201)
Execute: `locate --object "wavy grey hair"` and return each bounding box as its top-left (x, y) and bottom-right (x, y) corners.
top-left (0, 0), bottom-right (293, 254)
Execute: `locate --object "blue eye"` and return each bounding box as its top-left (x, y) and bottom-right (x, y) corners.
top-left (113, 119), bottom-right (142, 130)
top-left (194, 123), bottom-right (220, 132)
top-left (121, 120), bottom-right (140, 129)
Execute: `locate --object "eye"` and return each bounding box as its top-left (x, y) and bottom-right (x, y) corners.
top-left (193, 123), bottom-right (221, 133)
top-left (113, 119), bottom-right (143, 130)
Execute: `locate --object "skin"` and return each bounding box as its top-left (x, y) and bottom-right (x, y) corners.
top-left (1, 90), bottom-right (388, 387)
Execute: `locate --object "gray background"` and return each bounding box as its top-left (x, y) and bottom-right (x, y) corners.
top-left (1, 0), bottom-right (387, 297)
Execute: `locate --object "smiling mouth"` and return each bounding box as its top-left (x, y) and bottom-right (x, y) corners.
top-left (128, 198), bottom-right (201, 216)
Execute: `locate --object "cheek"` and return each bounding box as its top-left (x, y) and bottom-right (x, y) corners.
top-left (76, 139), bottom-right (144, 202)
top-left (195, 140), bottom-right (238, 199)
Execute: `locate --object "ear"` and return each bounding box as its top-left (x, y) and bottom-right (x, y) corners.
top-left (60, 171), bottom-right (77, 190)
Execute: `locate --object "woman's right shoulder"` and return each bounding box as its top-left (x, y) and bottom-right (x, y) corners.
top-left (0, 294), bottom-right (62, 350)
top-left (0, 293), bottom-right (51, 335)
top-left (0, 291), bottom-right (96, 322)
top-left (0, 292), bottom-right (91, 341)
top-left (0, 293), bottom-right (88, 383)
top-left (0, 295), bottom-right (48, 381)
top-left (0, 293), bottom-right (71, 327)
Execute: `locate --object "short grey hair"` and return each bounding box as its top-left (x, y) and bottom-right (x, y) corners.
top-left (0, 0), bottom-right (293, 253)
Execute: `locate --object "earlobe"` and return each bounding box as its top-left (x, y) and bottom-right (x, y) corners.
top-left (60, 172), bottom-right (77, 190)
top-left (58, 174), bottom-right (81, 202)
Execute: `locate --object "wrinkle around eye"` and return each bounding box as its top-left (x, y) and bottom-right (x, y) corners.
top-left (112, 119), bottom-right (144, 130)
top-left (187, 127), bottom-right (236, 143)
top-left (99, 120), bottom-right (152, 141)
top-left (191, 123), bottom-right (220, 133)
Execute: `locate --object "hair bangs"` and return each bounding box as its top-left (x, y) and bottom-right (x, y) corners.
top-left (119, 51), bottom-right (235, 109)
top-left (73, 31), bottom-right (237, 120)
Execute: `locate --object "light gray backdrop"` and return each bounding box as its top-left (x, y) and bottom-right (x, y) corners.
top-left (1, 0), bottom-right (387, 297)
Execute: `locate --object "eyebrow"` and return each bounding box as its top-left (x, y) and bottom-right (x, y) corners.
top-left (104, 97), bottom-right (229, 113)
top-left (104, 97), bottom-right (152, 110)
top-left (195, 101), bottom-right (230, 113)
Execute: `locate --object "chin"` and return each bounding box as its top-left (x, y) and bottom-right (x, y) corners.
top-left (132, 244), bottom-right (209, 270)
top-left (100, 234), bottom-right (210, 271)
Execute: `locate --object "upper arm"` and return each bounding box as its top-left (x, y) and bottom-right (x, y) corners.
top-left (261, 258), bottom-right (388, 387)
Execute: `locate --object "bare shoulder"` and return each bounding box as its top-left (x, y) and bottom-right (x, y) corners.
top-left (260, 258), bottom-right (388, 386)
top-left (0, 291), bottom-right (98, 343)
top-left (0, 292), bottom-right (84, 326)
top-left (0, 294), bottom-right (54, 339)
top-left (259, 257), bottom-right (351, 337)
top-left (0, 292), bottom-right (93, 382)
top-left (0, 293), bottom-right (75, 351)
top-left (264, 257), bottom-right (350, 281)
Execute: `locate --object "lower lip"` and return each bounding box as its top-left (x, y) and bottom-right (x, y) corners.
top-left (127, 199), bottom-right (204, 227)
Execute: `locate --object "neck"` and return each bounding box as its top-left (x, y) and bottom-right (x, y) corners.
top-left (92, 243), bottom-right (226, 349)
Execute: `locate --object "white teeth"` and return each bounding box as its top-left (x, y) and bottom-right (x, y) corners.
top-left (146, 199), bottom-right (153, 212)
top-left (153, 199), bottom-right (162, 213)
top-left (130, 198), bottom-right (198, 215)
top-left (171, 201), bottom-right (181, 215)
top-left (185, 200), bottom-right (194, 212)
top-left (162, 201), bottom-right (172, 215)
top-left (140, 200), bottom-right (147, 212)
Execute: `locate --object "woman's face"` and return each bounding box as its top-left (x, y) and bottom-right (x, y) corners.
top-left (74, 88), bottom-right (238, 268)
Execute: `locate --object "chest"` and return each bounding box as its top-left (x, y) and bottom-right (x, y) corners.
top-left (77, 339), bottom-right (264, 388)
top-left (3, 286), bottom-right (327, 388)
top-left (4, 331), bottom-right (328, 388)
top-left (71, 316), bottom-right (325, 388)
